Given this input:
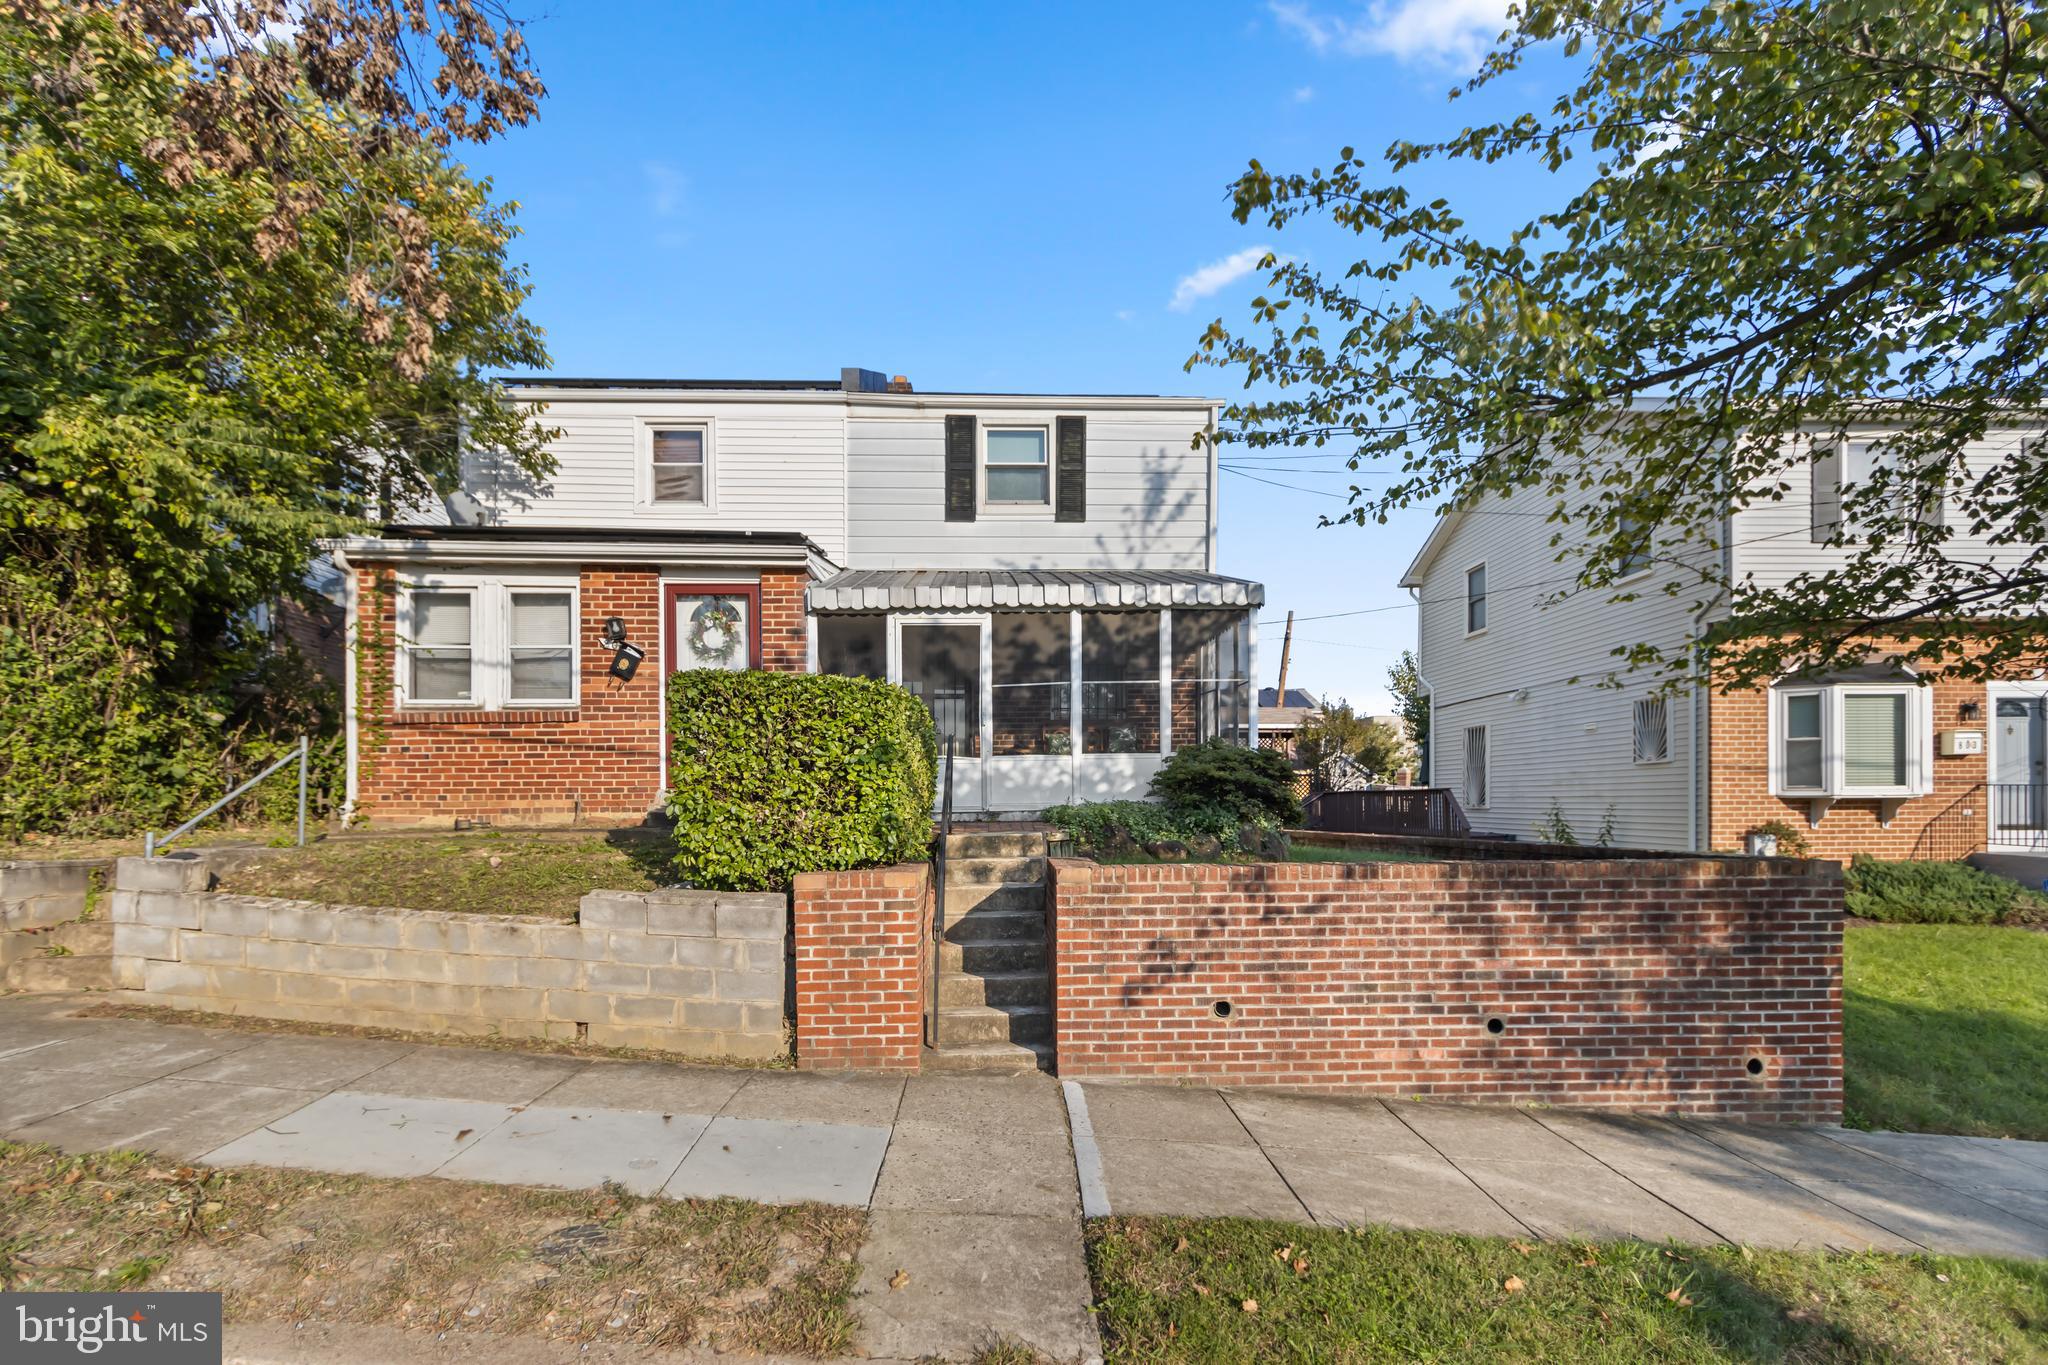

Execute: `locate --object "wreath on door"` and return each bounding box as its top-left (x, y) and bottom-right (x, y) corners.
top-left (687, 598), bottom-right (744, 666)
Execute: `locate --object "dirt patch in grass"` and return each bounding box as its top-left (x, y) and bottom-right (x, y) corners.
top-left (0, 1140), bottom-right (864, 1357)
top-left (1089, 1215), bottom-right (2048, 1363)
top-left (73, 1002), bottom-right (793, 1069)
top-left (211, 828), bottom-right (681, 919)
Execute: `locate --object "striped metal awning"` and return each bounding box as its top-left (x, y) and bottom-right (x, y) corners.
top-left (807, 568), bottom-right (1264, 612)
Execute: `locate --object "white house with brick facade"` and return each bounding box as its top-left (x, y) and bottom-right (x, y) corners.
top-left (327, 369), bottom-right (1261, 825)
top-left (1403, 427), bottom-right (2047, 862)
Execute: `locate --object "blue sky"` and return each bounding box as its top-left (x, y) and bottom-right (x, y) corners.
top-left (458, 1), bottom-right (1574, 710)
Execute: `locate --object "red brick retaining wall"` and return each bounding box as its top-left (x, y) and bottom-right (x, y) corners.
top-left (1048, 856), bottom-right (1842, 1120)
top-left (791, 863), bottom-right (930, 1071)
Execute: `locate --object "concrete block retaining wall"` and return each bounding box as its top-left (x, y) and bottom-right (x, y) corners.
top-left (109, 855), bottom-right (787, 1059)
top-left (1, 859), bottom-right (105, 974)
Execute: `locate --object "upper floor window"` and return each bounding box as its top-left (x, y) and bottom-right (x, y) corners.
top-left (650, 426), bottom-right (708, 504)
top-left (985, 428), bottom-right (1050, 505)
top-left (1813, 438), bottom-right (1942, 542)
top-left (1465, 563), bottom-right (1487, 634)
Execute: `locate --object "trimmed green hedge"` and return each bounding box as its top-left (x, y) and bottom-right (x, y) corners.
top-left (1845, 855), bottom-right (2048, 927)
top-left (1042, 799), bottom-right (1255, 851)
top-left (665, 670), bottom-right (935, 891)
top-left (1147, 739), bottom-right (1303, 826)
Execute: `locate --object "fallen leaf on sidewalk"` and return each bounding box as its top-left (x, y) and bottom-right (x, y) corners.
top-left (455, 1129), bottom-right (473, 1142)
top-left (1504, 1276), bottom-right (1525, 1294)
top-left (888, 1269), bottom-right (910, 1291)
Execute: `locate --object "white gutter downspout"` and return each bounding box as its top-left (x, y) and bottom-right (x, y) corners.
top-left (1410, 585), bottom-right (1435, 788)
top-left (332, 545), bottom-right (359, 828)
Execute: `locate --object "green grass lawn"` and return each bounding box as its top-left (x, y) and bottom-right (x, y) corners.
top-left (1844, 923), bottom-right (2048, 1141)
top-left (213, 829), bottom-right (679, 919)
top-left (1088, 1215), bottom-right (2048, 1363)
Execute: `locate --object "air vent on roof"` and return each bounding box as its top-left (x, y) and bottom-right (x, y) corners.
top-left (841, 368), bottom-right (889, 393)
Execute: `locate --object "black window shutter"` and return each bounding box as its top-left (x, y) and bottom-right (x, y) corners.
top-left (1056, 415), bottom-right (1087, 522)
top-left (945, 415), bottom-right (976, 522)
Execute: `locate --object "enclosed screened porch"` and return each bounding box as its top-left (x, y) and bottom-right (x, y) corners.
top-left (807, 569), bottom-right (1261, 815)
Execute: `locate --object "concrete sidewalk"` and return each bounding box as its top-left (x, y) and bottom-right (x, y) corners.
top-left (6, 995), bottom-right (2048, 1361)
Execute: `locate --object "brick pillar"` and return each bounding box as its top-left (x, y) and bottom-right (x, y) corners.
top-left (790, 863), bottom-right (929, 1070)
top-left (761, 570), bottom-right (808, 672)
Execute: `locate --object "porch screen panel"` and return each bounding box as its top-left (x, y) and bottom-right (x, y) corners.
top-left (900, 621), bottom-right (981, 758)
top-left (1170, 609), bottom-right (1250, 748)
top-left (817, 614), bottom-right (886, 680)
top-left (991, 612), bottom-right (1071, 755)
top-left (1083, 611), bottom-right (1161, 754)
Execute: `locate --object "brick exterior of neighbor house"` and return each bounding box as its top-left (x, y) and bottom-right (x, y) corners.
top-left (1707, 667), bottom-right (2003, 861)
top-left (351, 564), bottom-right (810, 825)
top-left (1047, 855), bottom-right (1843, 1121)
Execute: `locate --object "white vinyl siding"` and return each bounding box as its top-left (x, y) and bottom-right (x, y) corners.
top-left (453, 399), bottom-right (849, 561)
top-left (1412, 457), bottom-right (1719, 849)
top-left (848, 412), bottom-right (1212, 570)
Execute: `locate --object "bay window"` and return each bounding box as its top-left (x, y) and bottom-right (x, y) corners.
top-left (1771, 679), bottom-right (1930, 814)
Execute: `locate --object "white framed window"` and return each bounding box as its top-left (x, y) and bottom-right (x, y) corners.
top-left (405, 589), bottom-right (475, 704)
top-left (1769, 682), bottom-right (1931, 800)
top-left (984, 426), bottom-right (1051, 506)
top-left (637, 419), bottom-right (714, 509)
top-left (1465, 563), bottom-right (1487, 634)
top-left (397, 578), bottom-right (579, 710)
top-left (1632, 696), bottom-right (1670, 764)
top-left (1464, 724), bottom-right (1488, 808)
top-left (508, 590), bottom-right (576, 703)
top-left (1615, 513), bottom-right (1653, 580)
top-left (1814, 438), bottom-right (1942, 542)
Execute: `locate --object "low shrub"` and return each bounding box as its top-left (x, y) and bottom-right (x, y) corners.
top-left (666, 670), bottom-right (935, 891)
top-left (1147, 740), bottom-right (1302, 826)
top-left (1844, 855), bottom-right (2048, 927)
top-left (1041, 800), bottom-right (1251, 852)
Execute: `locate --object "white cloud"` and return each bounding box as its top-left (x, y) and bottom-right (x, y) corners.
top-left (1268, 0), bottom-right (1510, 71)
top-left (1293, 84), bottom-right (1316, 103)
top-left (1169, 246), bottom-right (1280, 312)
top-left (1115, 308), bottom-right (1138, 323)
top-left (644, 161), bottom-right (688, 219)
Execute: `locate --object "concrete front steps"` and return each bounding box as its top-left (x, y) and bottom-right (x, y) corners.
top-left (4, 919), bottom-right (113, 993)
top-left (928, 832), bottom-right (1053, 1074)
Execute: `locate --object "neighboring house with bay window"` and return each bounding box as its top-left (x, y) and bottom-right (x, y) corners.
top-left (327, 369), bottom-right (1260, 825)
top-left (1401, 427), bottom-right (2046, 860)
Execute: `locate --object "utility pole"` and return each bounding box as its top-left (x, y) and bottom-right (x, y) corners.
top-left (1274, 610), bottom-right (1295, 704)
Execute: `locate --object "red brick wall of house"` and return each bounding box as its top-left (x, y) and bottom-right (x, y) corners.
top-left (790, 863), bottom-right (930, 1071)
top-left (353, 563), bottom-right (811, 825)
top-left (1707, 669), bottom-right (1996, 860)
top-left (1048, 856), bottom-right (1842, 1121)
top-left (761, 570), bottom-right (808, 672)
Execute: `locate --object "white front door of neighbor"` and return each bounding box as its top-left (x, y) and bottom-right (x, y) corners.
top-left (892, 615), bottom-right (989, 814)
top-left (1994, 695), bottom-right (2047, 839)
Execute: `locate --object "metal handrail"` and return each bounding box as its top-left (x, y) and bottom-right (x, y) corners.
top-left (930, 735), bottom-right (955, 1049)
top-left (144, 735), bottom-right (310, 859)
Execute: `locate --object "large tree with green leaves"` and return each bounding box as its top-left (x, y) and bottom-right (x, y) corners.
top-left (1196, 0), bottom-right (2048, 688)
top-left (0, 5), bottom-right (551, 833)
